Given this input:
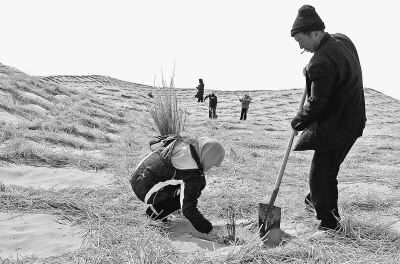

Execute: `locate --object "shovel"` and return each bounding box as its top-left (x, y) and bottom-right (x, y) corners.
top-left (259, 85), bottom-right (308, 239)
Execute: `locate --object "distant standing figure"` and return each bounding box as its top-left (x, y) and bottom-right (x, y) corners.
top-left (196, 79), bottom-right (204, 102)
top-left (239, 92), bottom-right (252, 120)
top-left (204, 93), bottom-right (218, 119)
top-left (148, 92), bottom-right (154, 99)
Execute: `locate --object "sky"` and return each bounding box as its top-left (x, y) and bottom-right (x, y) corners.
top-left (1, 1), bottom-right (399, 100)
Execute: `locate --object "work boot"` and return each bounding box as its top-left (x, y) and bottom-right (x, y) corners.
top-left (318, 218), bottom-right (341, 231)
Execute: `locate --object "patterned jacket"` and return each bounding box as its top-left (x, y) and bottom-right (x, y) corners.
top-left (130, 136), bottom-right (212, 234)
top-left (240, 96), bottom-right (252, 109)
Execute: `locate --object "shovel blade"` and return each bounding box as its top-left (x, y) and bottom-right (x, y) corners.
top-left (259, 203), bottom-right (281, 239)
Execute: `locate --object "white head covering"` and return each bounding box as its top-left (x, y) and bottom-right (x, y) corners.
top-left (194, 137), bottom-right (225, 172)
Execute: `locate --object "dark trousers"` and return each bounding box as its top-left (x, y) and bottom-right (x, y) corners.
top-left (240, 108), bottom-right (248, 120)
top-left (209, 106), bottom-right (217, 119)
top-left (145, 185), bottom-right (181, 220)
top-left (309, 139), bottom-right (356, 223)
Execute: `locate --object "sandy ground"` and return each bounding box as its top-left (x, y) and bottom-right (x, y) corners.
top-left (0, 164), bottom-right (112, 259)
top-left (167, 218), bottom-right (246, 256)
top-left (1, 162), bottom-right (398, 258)
top-left (0, 163), bottom-right (112, 190)
top-left (0, 213), bottom-right (83, 259)
top-left (1, 74), bottom-right (400, 259)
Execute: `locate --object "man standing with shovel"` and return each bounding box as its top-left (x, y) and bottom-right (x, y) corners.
top-left (290, 5), bottom-right (366, 231)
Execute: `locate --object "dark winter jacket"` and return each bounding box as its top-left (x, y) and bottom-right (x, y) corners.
top-left (130, 136), bottom-right (212, 234)
top-left (291, 33), bottom-right (366, 151)
top-left (205, 94), bottom-right (218, 108)
top-left (196, 83), bottom-right (204, 98)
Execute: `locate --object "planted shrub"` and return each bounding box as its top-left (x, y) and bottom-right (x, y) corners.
top-left (146, 72), bottom-right (187, 135)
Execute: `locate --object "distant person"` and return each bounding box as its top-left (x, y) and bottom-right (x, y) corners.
top-left (195, 79), bottom-right (204, 102)
top-left (204, 93), bottom-right (218, 119)
top-left (148, 92), bottom-right (154, 99)
top-left (130, 134), bottom-right (226, 242)
top-left (239, 92), bottom-right (252, 121)
top-left (290, 5), bottom-right (366, 231)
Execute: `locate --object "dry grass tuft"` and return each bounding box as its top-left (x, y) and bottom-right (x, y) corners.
top-left (146, 68), bottom-right (187, 135)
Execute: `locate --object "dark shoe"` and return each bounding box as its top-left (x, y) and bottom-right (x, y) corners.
top-left (146, 206), bottom-right (171, 223)
top-left (318, 220), bottom-right (341, 231)
top-left (145, 206), bottom-right (164, 220)
top-left (146, 206), bottom-right (157, 219)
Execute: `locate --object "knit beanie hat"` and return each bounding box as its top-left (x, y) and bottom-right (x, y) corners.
top-left (291, 5), bottom-right (325, 37)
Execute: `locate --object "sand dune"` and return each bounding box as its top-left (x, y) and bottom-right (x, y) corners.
top-left (0, 63), bottom-right (399, 260)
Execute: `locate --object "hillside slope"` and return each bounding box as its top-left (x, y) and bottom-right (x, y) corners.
top-left (1, 61), bottom-right (400, 153)
top-left (41, 70), bottom-right (400, 138)
top-left (0, 63), bottom-right (399, 262)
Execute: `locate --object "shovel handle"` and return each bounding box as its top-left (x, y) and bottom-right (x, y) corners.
top-left (268, 85), bottom-right (308, 206)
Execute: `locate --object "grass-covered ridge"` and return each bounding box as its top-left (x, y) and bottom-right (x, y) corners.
top-left (0, 65), bottom-right (131, 170)
top-left (0, 63), bottom-right (399, 263)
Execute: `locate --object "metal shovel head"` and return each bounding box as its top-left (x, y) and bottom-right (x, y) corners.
top-left (259, 203), bottom-right (281, 239)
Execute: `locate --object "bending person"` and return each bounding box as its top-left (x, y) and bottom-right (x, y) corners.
top-left (130, 135), bottom-right (226, 241)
